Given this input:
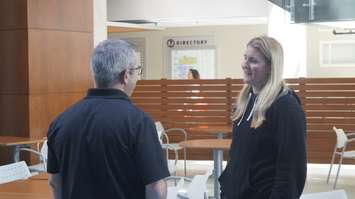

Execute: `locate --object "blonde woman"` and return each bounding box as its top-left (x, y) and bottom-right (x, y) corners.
top-left (219, 36), bottom-right (307, 199)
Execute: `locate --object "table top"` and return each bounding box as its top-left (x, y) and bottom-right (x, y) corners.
top-left (179, 139), bottom-right (232, 150)
top-left (188, 125), bottom-right (232, 135)
top-left (0, 136), bottom-right (45, 146)
top-left (29, 173), bottom-right (49, 181)
top-left (0, 178), bottom-right (51, 199)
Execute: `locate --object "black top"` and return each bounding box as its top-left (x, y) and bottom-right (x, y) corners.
top-left (219, 90), bottom-right (307, 199)
top-left (47, 89), bottom-right (170, 199)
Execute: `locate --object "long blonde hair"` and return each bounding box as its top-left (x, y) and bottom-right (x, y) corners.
top-left (232, 36), bottom-right (289, 128)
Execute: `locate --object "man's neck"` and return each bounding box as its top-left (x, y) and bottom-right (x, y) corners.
top-left (111, 84), bottom-right (125, 93)
top-left (94, 84), bottom-right (126, 93)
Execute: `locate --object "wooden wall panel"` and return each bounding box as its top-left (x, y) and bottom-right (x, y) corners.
top-left (28, 30), bottom-right (93, 94)
top-left (29, 93), bottom-right (86, 138)
top-left (0, 95), bottom-right (29, 136)
top-left (0, 0), bottom-right (93, 164)
top-left (132, 78), bottom-right (355, 164)
top-left (27, 0), bottom-right (93, 32)
top-left (0, 30), bottom-right (28, 94)
top-left (0, 95), bottom-right (29, 165)
top-left (0, 0), bottom-right (27, 30)
top-left (0, 1), bottom-right (30, 164)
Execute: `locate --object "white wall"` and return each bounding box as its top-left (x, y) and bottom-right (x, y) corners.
top-left (268, 4), bottom-right (307, 78)
top-left (108, 23), bottom-right (355, 79)
top-left (109, 25), bottom-right (268, 79)
top-left (307, 25), bottom-right (355, 77)
top-left (93, 0), bottom-right (107, 46)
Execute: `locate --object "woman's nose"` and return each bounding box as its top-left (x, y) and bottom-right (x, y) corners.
top-left (241, 61), bottom-right (248, 69)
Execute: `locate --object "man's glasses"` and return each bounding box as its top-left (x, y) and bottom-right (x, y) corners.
top-left (129, 66), bottom-right (143, 76)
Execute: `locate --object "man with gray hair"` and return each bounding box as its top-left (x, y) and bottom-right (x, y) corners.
top-left (47, 40), bottom-right (169, 199)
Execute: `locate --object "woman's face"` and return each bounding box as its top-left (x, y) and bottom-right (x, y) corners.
top-left (187, 71), bottom-right (194, 79)
top-left (241, 45), bottom-right (270, 93)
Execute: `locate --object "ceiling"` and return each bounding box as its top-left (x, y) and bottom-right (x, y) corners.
top-left (106, 0), bottom-right (355, 30)
top-left (107, 0), bottom-right (270, 27)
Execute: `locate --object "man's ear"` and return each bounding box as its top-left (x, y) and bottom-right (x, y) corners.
top-left (122, 69), bottom-right (130, 85)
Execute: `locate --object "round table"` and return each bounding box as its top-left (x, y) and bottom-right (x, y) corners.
top-left (0, 136), bottom-right (46, 162)
top-left (179, 139), bottom-right (232, 199)
top-left (188, 125), bottom-right (232, 139)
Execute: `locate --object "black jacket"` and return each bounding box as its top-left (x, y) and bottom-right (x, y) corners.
top-left (219, 90), bottom-right (307, 199)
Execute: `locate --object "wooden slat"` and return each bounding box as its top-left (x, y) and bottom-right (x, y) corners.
top-left (166, 111), bottom-right (229, 117)
top-left (166, 85), bottom-right (230, 91)
top-left (166, 98), bottom-right (228, 103)
top-left (304, 98), bottom-right (355, 104)
top-left (304, 78), bottom-right (355, 84)
top-left (287, 85), bottom-right (301, 90)
top-left (134, 86), bottom-right (163, 92)
top-left (304, 84), bottom-right (355, 90)
top-left (141, 111), bottom-right (163, 117)
top-left (164, 117), bottom-right (228, 123)
top-left (132, 98), bottom-right (162, 103)
top-left (230, 85), bottom-right (244, 90)
top-left (307, 124), bottom-right (355, 130)
top-left (136, 80), bottom-right (166, 85)
top-left (162, 120), bottom-right (228, 125)
top-left (230, 91), bottom-right (241, 96)
top-left (131, 93), bottom-right (163, 97)
top-left (304, 104), bottom-right (355, 110)
top-left (285, 78), bottom-right (304, 83)
top-left (306, 112), bottom-right (355, 117)
top-left (307, 118), bottom-right (355, 124)
top-left (165, 79), bottom-right (228, 84)
top-left (303, 92), bottom-right (355, 97)
top-left (135, 104), bottom-right (163, 109)
top-left (163, 123), bottom-right (232, 129)
top-left (166, 105), bottom-right (229, 110)
top-left (166, 92), bottom-right (228, 97)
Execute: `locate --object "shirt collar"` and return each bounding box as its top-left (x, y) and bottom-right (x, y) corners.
top-left (85, 88), bottom-right (130, 101)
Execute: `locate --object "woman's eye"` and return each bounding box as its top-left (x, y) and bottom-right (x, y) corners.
top-left (249, 59), bottom-right (257, 63)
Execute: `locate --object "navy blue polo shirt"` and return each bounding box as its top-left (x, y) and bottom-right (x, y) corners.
top-left (47, 88), bottom-right (170, 199)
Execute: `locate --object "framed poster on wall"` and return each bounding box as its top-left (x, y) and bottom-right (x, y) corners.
top-left (164, 36), bottom-right (216, 79)
top-left (171, 48), bottom-right (216, 79)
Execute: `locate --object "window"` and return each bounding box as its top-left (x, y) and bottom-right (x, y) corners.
top-left (320, 41), bottom-right (355, 67)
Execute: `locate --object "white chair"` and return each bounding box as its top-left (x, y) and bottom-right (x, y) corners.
top-left (0, 161), bottom-right (32, 184)
top-left (166, 168), bottom-right (213, 199)
top-left (19, 140), bottom-right (48, 173)
top-left (300, 190), bottom-right (348, 199)
top-left (155, 121), bottom-right (187, 176)
top-left (327, 127), bottom-right (355, 189)
top-left (167, 178), bottom-right (184, 199)
top-left (180, 168), bottom-right (212, 199)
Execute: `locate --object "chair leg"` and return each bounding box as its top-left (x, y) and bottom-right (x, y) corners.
top-left (204, 191), bottom-right (208, 199)
top-left (183, 147), bottom-right (187, 176)
top-left (334, 154), bottom-right (344, 189)
top-left (327, 146), bottom-right (337, 184)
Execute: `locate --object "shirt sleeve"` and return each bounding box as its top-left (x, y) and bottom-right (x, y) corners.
top-left (133, 114), bottom-right (170, 185)
top-left (269, 95), bottom-right (307, 199)
top-left (47, 121), bottom-right (60, 174)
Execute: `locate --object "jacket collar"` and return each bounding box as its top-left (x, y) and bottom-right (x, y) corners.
top-left (85, 88), bottom-right (130, 101)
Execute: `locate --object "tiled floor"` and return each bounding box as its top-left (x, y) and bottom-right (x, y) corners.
top-left (304, 164), bottom-right (355, 198)
top-left (173, 161), bottom-right (355, 198)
